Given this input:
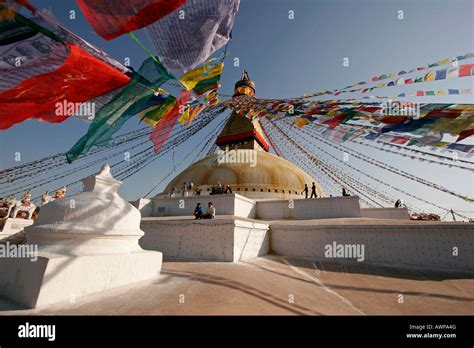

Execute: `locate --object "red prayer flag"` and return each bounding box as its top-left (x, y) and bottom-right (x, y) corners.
top-left (459, 64), bottom-right (474, 77)
top-left (378, 116), bottom-right (408, 125)
top-left (390, 136), bottom-right (410, 145)
top-left (425, 109), bottom-right (463, 119)
top-left (323, 114), bottom-right (346, 129)
top-left (77, 0), bottom-right (186, 40)
top-left (150, 89), bottom-right (190, 153)
top-left (0, 44), bottom-right (130, 130)
top-left (456, 129), bottom-right (474, 142)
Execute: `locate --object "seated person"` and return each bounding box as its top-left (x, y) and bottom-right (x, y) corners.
top-left (203, 202), bottom-right (216, 219)
top-left (193, 203), bottom-right (204, 219)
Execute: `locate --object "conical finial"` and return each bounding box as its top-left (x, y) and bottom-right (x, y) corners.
top-left (82, 163), bottom-right (122, 193)
top-left (234, 70), bottom-right (256, 97)
top-left (100, 163), bottom-right (111, 175)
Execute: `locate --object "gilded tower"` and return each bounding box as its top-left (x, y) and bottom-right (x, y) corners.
top-left (215, 71), bottom-right (269, 151)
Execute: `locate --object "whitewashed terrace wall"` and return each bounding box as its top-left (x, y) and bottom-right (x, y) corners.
top-left (149, 194), bottom-right (256, 218)
top-left (270, 222), bottom-right (474, 271)
top-left (140, 217), bottom-right (269, 262)
top-left (256, 196), bottom-right (361, 220)
top-left (361, 208), bottom-right (410, 220)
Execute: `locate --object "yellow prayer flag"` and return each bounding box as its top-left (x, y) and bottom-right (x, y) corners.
top-left (179, 62), bottom-right (224, 91)
top-left (424, 71), bottom-right (435, 81)
top-left (186, 104), bottom-right (206, 126)
top-left (294, 117), bottom-right (310, 128)
top-left (140, 102), bottom-right (175, 128)
top-left (437, 58), bottom-right (451, 65)
top-left (177, 105), bottom-right (191, 125)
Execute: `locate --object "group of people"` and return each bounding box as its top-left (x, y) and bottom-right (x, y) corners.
top-left (303, 182), bottom-right (319, 198)
top-left (302, 184), bottom-right (351, 198)
top-left (170, 182), bottom-right (199, 197)
top-left (170, 181), bottom-right (233, 197)
top-left (193, 202), bottom-right (216, 219)
top-left (211, 182), bottom-right (232, 195)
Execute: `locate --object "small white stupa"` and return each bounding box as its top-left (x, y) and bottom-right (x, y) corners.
top-left (0, 164), bottom-right (162, 308)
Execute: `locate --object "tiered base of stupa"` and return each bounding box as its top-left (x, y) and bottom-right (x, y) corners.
top-left (0, 250), bottom-right (161, 308)
top-left (135, 194), bottom-right (472, 272)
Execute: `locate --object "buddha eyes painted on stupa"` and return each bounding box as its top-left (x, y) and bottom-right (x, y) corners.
top-left (235, 86), bottom-right (255, 96)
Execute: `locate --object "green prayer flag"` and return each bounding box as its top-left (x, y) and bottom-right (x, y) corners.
top-left (66, 57), bottom-right (175, 162)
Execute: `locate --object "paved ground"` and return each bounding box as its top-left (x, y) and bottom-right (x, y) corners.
top-left (0, 255), bottom-right (472, 315)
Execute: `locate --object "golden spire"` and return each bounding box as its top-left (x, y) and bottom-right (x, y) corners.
top-left (233, 70), bottom-right (256, 97)
top-left (216, 71), bottom-right (269, 152)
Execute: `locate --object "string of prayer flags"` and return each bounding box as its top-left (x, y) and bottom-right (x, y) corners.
top-left (66, 56), bottom-right (174, 162)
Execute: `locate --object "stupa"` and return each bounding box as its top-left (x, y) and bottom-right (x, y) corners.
top-left (0, 164), bottom-right (162, 308)
top-left (136, 73), bottom-right (363, 262)
top-left (160, 71), bottom-right (324, 200)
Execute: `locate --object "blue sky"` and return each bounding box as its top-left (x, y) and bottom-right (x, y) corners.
top-left (0, 0), bottom-right (473, 219)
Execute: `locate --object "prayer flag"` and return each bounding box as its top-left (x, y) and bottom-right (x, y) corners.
top-left (138, 94), bottom-right (176, 127)
top-left (66, 56), bottom-right (173, 162)
top-left (76, 0), bottom-right (186, 40)
top-left (435, 69), bottom-right (447, 80)
top-left (447, 68), bottom-right (459, 79)
top-left (146, 0), bottom-right (239, 72)
top-left (456, 129), bottom-right (474, 142)
top-left (149, 89), bottom-right (190, 153)
top-left (0, 44), bottom-right (130, 130)
top-left (459, 64), bottom-right (474, 77)
top-left (424, 71), bottom-right (435, 81)
top-left (390, 136), bottom-right (410, 145)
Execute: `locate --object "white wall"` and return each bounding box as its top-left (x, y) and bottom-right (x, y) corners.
top-left (0, 218), bottom-right (33, 240)
top-left (361, 208), bottom-right (410, 220)
top-left (234, 195), bottom-right (256, 219)
top-left (256, 196), bottom-right (361, 220)
top-left (140, 217), bottom-right (269, 262)
top-left (130, 198), bottom-right (152, 217)
top-left (150, 194), bottom-right (257, 219)
top-left (146, 195), bottom-right (362, 220)
top-left (270, 222), bottom-right (474, 271)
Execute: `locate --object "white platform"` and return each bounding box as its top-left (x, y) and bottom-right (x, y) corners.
top-left (140, 216), bottom-right (269, 262)
top-left (0, 218), bottom-right (33, 240)
top-left (361, 207), bottom-right (410, 220)
top-left (135, 193), bottom-right (364, 220)
top-left (0, 251), bottom-right (161, 308)
top-left (269, 219), bottom-right (474, 272)
top-left (255, 196), bottom-right (361, 220)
